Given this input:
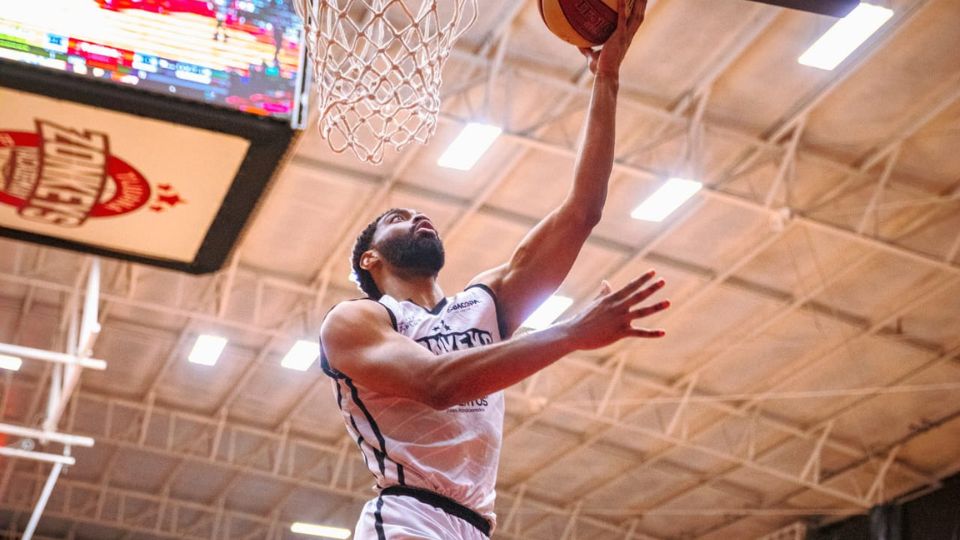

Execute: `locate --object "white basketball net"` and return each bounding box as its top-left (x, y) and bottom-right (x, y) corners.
top-left (293, 0), bottom-right (478, 164)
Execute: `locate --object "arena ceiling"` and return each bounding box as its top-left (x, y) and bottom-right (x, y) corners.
top-left (1, 0), bottom-right (959, 538)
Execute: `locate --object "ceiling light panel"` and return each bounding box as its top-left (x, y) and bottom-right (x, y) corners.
top-left (798, 3), bottom-right (894, 70)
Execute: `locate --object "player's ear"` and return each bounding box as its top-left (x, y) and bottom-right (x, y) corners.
top-left (360, 249), bottom-right (379, 271)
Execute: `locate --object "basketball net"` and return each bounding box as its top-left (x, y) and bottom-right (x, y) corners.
top-left (293, 0), bottom-right (478, 164)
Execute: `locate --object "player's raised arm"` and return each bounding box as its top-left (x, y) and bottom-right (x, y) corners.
top-left (322, 271), bottom-right (667, 410)
top-left (469, 0), bottom-right (648, 335)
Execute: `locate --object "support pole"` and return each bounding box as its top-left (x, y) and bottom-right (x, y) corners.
top-left (799, 420), bottom-right (834, 484)
top-left (0, 343), bottom-right (106, 370)
top-left (45, 258), bottom-right (101, 433)
top-left (763, 117), bottom-right (806, 208)
top-left (596, 356), bottom-right (627, 417)
top-left (0, 423), bottom-right (93, 447)
top-left (665, 375), bottom-right (698, 437)
top-left (22, 447), bottom-right (70, 540)
top-left (866, 445), bottom-right (901, 503)
top-left (856, 145), bottom-right (902, 234)
top-left (0, 447), bottom-right (75, 466)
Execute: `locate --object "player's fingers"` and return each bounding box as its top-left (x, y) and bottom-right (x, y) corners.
top-left (628, 327), bottom-right (666, 338)
top-left (611, 270), bottom-right (656, 301)
top-left (624, 277), bottom-right (666, 305)
top-left (629, 299), bottom-right (671, 319)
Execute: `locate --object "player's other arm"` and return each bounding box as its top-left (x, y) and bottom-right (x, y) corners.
top-left (470, 0), bottom-right (648, 335)
top-left (321, 274), bottom-right (667, 410)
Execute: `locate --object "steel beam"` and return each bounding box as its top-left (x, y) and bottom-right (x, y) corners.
top-left (0, 380), bottom-right (661, 540)
top-left (517, 274), bottom-right (957, 529)
top-left (807, 74), bottom-right (960, 213)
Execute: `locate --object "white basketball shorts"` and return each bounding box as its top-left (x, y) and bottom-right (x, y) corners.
top-left (354, 486), bottom-right (491, 540)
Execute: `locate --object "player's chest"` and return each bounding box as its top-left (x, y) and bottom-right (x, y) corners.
top-left (397, 306), bottom-right (494, 356)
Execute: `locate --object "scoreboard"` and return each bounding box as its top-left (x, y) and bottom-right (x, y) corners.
top-left (0, 0), bottom-right (305, 121)
top-left (0, 0), bottom-right (304, 273)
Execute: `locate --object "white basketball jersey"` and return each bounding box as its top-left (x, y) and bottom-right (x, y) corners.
top-left (321, 284), bottom-right (507, 527)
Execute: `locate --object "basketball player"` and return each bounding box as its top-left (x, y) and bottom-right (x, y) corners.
top-left (320, 1), bottom-right (663, 538)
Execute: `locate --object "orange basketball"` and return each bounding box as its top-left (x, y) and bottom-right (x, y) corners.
top-left (538, 0), bottom-right (619, 48)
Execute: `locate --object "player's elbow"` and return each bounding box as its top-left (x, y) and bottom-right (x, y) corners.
top-left (424, 393), bottom-right (454, 411)
top-left (412, 390), bottom-right (452, 411)
top-left (416, 370), bottom-right (460, 411)
top-left (421, 380), bottom-right (456, 411)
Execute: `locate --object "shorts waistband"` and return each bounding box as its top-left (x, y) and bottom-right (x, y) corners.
top-left (380, 485), bottom-right (491, 537)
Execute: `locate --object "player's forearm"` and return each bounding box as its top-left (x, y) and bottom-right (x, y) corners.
top-left (567, 73), bottom-right (620, 224)
top-left (425, 325), bottom-right (577, 409)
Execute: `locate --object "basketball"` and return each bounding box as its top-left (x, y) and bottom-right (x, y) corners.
top-left (538, 0), bottom-right (620, 48)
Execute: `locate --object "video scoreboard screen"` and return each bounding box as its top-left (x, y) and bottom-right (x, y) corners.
top-left (0, 0), bottom-right (305, 121)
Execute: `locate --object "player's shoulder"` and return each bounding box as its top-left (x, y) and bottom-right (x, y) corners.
top-left (322, 298), bottom-right (395, 338)
top-left (466, 267), bottom-right (506, 296)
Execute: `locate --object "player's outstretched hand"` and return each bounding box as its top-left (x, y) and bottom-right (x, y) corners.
top-left (579, 0), bottom-right (648, 77)
top-left (558, 270), bottom-right (669, 351)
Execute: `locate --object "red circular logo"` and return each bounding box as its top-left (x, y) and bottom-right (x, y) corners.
top-left (1, 123), bottom-right (154, 227)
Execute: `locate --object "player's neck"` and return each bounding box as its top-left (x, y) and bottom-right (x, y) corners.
top-left (380, 273), bottom-right (445, 309)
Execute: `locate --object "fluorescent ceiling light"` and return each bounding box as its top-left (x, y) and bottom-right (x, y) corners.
top-left (522, 295), bottom-right (574, 330)
top-left (798, 3), bottom-right (894, 70)
top-left (281, 340), bottom-right (320, 371)
top-left (631, 177), bottom-right (703, 222)
top-left (0, 354), bottom-right (22, 371)
top-left (188, 335), bottom-right (227, 366)
top-left (290, 522), bottom-right (351, 539)
top-left (437, 122), bottom-right (502, 171)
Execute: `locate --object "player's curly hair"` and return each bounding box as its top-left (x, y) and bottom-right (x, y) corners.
top-left (350, 208), bottom-right (399, 299)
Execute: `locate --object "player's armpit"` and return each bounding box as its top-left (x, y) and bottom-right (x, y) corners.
top-left (468, 205), bottom-right (596, 335)
top-left (320, 301), bottom-right (446, 408)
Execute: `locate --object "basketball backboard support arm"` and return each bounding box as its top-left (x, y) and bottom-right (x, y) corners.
top-left (0, 256), bottom-right (105, 540)
top-left (745, 0), bottom-right (859, 17)
top-left (290, 26), bottom-right (311, 131)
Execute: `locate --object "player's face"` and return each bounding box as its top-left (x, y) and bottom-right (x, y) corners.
top-left (373, 208), bottom-right (445, 276)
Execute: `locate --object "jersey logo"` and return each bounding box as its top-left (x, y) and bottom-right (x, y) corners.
top-left (447, 298), bottom-right (480, 312)
top-left (398, 315), bottom-right (425, 333)
top-left (450, 397), bottom-right (489, 413)
top-left (416, 328), bottom-right (493, 355)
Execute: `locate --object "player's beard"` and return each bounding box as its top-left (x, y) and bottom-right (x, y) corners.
top-left (377, 230), bottom-right (445, 277)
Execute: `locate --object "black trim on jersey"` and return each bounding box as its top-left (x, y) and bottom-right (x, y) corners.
top-left (344, 377), bottom-right (410, 487)
top-left (348, 412), bottom-right (375, 476)
top-left (344, 378), bottom-right (387, 477)
top-left (319, 350), bottom-right (344, 379)
top-left (333, 379), bottom-right (374, 474)
top-left (381, 485), bottom-right (491, 537)
top-left (374, 494), bottom-right (386, 540)
top-left (466, 283), bottom-right (509, 340)
top-left (370, 300), bottom-right (399, 331)
top-left (340, 378), bottom-right (405, 485)
top-left (406, 297), bottom-right (448, 315)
